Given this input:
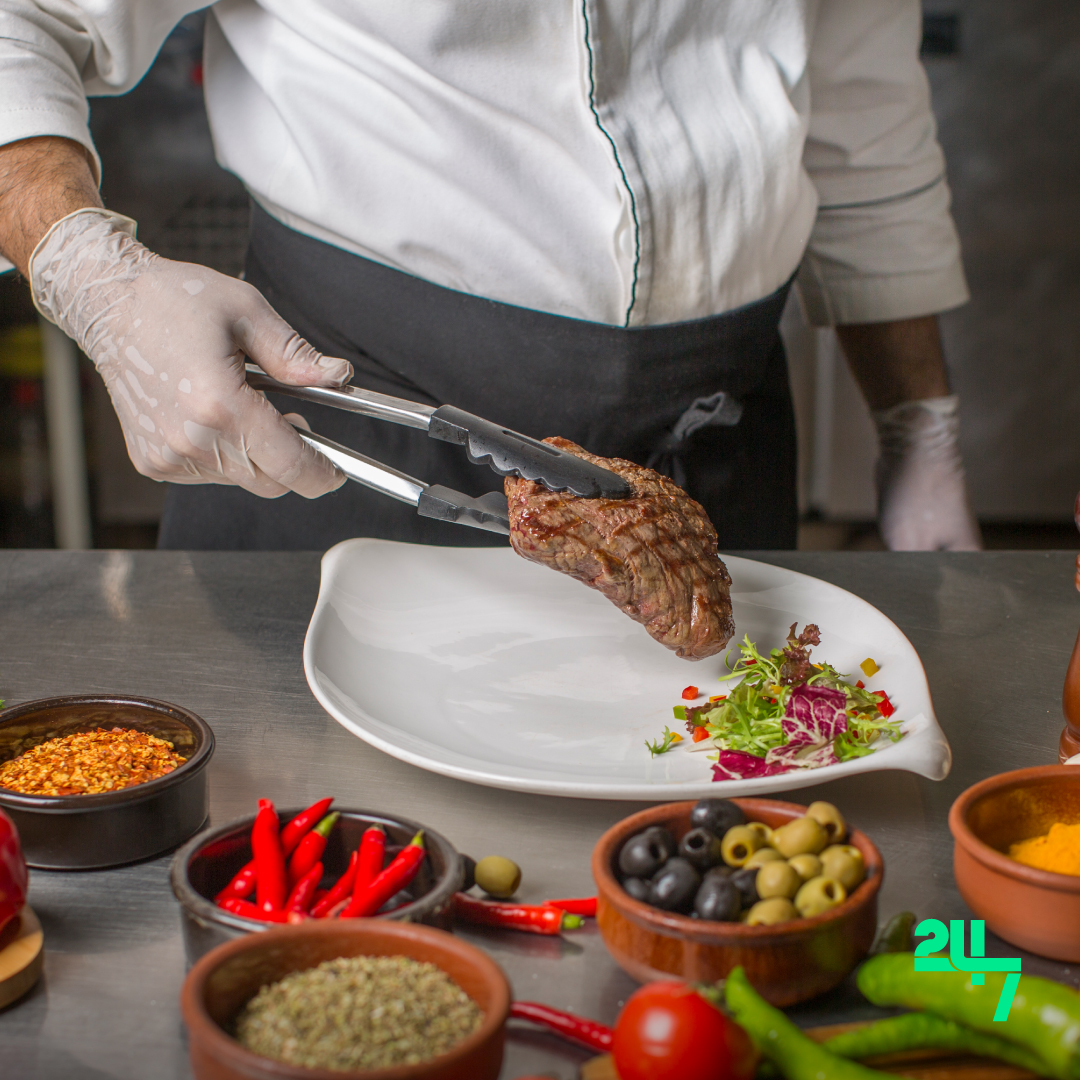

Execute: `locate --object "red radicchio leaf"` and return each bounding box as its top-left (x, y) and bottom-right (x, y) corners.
top-left (711, 750), bottom-right (796, 782)
top-left (763, 684), bottom-right (848, 769)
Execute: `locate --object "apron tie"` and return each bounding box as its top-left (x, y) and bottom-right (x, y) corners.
top-left (647, 390), bottom-right (743, 487)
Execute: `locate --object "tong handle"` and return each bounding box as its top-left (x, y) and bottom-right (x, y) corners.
top-left (428, 406), bottom-right (631, 499)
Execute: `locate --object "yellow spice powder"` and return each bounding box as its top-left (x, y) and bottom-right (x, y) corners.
top-left (1009, 822), bottom-right (1080, 876)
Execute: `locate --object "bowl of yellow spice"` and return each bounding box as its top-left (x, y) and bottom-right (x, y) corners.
top-left (950, 765), bottom-right (1080, 962)
top-left (0, 695), bottom-right (214, 869)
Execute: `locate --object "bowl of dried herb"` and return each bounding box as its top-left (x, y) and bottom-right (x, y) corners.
top-left (181, 919), bottom-right (510, 1080)
top-left (0, 694), bottom-right (214, 869)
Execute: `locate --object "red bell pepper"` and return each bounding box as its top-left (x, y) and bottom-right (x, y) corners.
top-left (0, 809), bottom-right (28, 938)
top-left (215, 796), bottom-right (333, 904)
top-left (873, 690), bottom-right (896, 718)
top-left (251, 798), bottom-right (287, 912)
top-left (286, 861), bottom-right (323, 914)
top-left (287, 811), bottom-right (339, 886)
top-left (453, 893), bottom-right (583, 935)
top-left (681, 686), bottom-right (699, 700)
top-left (311, 849), bottom-right (360, 918)
top-left (341, 831), bottom-right (425, 918)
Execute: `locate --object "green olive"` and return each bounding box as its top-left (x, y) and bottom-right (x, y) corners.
top-left (807, 801), bottom-right (847, 844)
top-left (744, 847), bottom-right (784, 870)
top-left (787, 853), bottom-right (823, 882)
top-left (474, 855), bottom-right (522, 899)
top-left (794, 875), bottom-right (847, 918)
top-left (819, 845), bottom-right (866, 891)
top-left (746, 897), bottom-right (797, 925)
top-left (755, 860), bottom-right (801, 900)
top-left (721, 825), bottom-right (764, 867)
top-left (771, 816), bottom-right (828, 858)
top-left (746, 821), bottom-right (773, 846)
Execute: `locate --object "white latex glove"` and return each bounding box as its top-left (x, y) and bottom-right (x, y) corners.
top-left (873, 395), bottom-right (982, 551)
top-left (30, 208), bottom-right (352, 498)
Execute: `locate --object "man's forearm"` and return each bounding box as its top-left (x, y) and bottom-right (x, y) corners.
top-left (835, 315), bottom-right (951, 411)
top-left (0, 136), bottom-right (101, 276)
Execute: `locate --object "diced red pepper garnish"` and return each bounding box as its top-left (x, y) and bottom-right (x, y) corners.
top-left (682, 686), bottom-right (699, 700)
top-left (856, 680), bottom-right (865, 689)
top-left (745, 660), bottom-right (756, 665)
top-left (873, 690), bottom-right (896, 717)
top-left (692, 726), bottom-right (711, 743)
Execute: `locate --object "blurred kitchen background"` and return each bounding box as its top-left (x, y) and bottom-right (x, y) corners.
top-left (0, 1), bottom-right (1077, 551)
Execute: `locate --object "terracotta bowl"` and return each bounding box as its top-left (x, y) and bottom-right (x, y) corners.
top-left (950, 765), bottom-right (1080, 962)
top-left (593, 798), bottom-right (883, 1006)
top-left (181, 920), bottom-right (510, 1080)
top-left (171, 809), bottom-right (464, 965)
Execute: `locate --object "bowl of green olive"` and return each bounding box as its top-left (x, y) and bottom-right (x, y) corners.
top-left (592, 797), bottom-right (882, 1006)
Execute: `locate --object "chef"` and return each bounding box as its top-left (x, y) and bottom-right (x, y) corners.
top-left (0, 1), bottom-right (980, 552)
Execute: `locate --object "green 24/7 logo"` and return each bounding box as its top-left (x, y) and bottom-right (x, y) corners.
top-left (914, 919), bottom-right (1022, 1021)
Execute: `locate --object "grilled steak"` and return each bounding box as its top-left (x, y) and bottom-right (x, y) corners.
top-left (504, 437), bottom-right (735, 659)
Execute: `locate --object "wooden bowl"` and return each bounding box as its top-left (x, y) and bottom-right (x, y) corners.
top-left (950, 765), bottom-right (1080, 962)
top-left (592, 798), bottom-right (883, 1005)
top-left (180, 920), bottom-right (510, 1080)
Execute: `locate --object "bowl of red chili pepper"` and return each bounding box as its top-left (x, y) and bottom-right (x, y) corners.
top-left (171, 802), bottom-right (465, 964)
top-left (0, 695), bottom-right (214, 870)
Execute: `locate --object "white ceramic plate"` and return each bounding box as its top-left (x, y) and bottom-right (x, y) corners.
top-left (304, 540), bottom-right (951, 800)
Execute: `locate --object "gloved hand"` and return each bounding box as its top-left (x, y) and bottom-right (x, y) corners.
top-left (30, 208), bottom-right (352, 498)
top-left (872, 395), bottom-right (982, 551)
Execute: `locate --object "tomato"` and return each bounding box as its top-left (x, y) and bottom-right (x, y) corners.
top-left (612, 981), bottom-right (756, 1080)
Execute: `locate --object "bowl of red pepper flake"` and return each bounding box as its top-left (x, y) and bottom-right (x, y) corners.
top-left (0, 695), bottom-right (214, 870)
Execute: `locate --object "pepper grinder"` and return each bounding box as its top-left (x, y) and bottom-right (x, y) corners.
top-left (1060, 495), bottom-right (1080, 762)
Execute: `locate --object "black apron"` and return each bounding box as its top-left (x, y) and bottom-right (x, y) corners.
top-left (159, 204), bottom-right (797, 550)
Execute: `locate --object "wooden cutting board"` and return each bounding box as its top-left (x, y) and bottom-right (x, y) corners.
top-left (579, 1021), bottom-right (1040, 1080)
top-left (0, 906), bottom-right (44, 1010)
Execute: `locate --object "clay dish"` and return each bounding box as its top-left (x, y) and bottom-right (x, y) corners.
top-left (181, 920), bottom-right (510, 1080)
top-left (950, 765), bottom-right (1080, 961)
top-left (593, 798), bottom-right (882, 1006)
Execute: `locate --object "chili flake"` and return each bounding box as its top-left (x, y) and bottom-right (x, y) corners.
top-left (0, 727), bottom-right (185, 796)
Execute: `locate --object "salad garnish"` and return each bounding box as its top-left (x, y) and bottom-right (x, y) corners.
top-left (646, 726), bottom-right (683, 757)
top-left (664, 623), bottom-right (903, 780)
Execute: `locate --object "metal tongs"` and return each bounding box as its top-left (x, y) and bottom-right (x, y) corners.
top-left (245, 365), bottom-right (630, 535)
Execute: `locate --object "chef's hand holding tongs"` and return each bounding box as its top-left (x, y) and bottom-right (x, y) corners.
top-left (244, 365), bottom-right (631, 535)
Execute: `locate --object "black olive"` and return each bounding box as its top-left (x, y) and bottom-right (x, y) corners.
top-left (694, 873), bottom-right (741, 922)
top-left (730, 866), bottom-right (759, 908)
top-left (618, 827), bottom-right (675, 879)
top-left (460, 855), bottom-right (477, 893)
top-left (622, 877), bottom-right (651, 902)
top-left (689, 798), bottom-right (746, 838)
top-left (678, 827), bottom-right (724, 871)
top-left (648, 857), bottom-right (701, 913)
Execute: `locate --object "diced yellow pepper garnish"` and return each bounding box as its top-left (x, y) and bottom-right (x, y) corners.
top-left (860, 657), bottom-right (880, 677)
top-left (670, 731), bottom-right (683, 743)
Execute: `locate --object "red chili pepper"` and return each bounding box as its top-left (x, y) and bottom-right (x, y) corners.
top-left (681, 685), bottom-right (699, 701)
top-left (287, 811), bottom-right (340, 886)
top-left (340, 831), bottom-right (425, 919)
top-left (311, 849), bottom-right (360, 918)
top-left (354, 824), bottom-right (386, 893)
top-left (251, 798), bottom-right (287, 912)
top-left (218, 896), bottom-right (306, 924)
top-left (692, 726), bottom-right (710, 743)
top-left (873, 690), bottom-right (896, 717)
top-left (0, 809), bottom-right (28, 939)
top-left (509, 1001), bottom-right (612, 1052)
top-left (453, 893), bottom-right (583, 935)
top-left (214, 796), bottom-right (333, 904)
top-left (545, 897), bottom-right (598, 917)
top-left (286, 861), bottom-right (323, 914)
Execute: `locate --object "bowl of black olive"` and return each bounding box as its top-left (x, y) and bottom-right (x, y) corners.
top-left (591, 797), bottom-right (882, 1006)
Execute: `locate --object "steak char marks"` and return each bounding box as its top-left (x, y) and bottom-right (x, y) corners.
top-left (504, 437), bottom-right (735, 660)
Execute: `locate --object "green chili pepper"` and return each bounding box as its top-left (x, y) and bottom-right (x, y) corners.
top-left (858, 953), bottom-right (1080, 1078)
top-left (723, 967), bottom-right (893, 1079)
top-left (823, 1013), bottom-right (1056, 1077)
top-left (870, 911), bottom-right (916, 955)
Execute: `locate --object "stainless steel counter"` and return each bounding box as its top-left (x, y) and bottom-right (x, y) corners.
top-left (1, 550), bottom-right (1077, 1079)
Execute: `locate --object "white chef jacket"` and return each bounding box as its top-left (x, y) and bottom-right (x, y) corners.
top-left (0, 0), bottom-right (968, 328)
